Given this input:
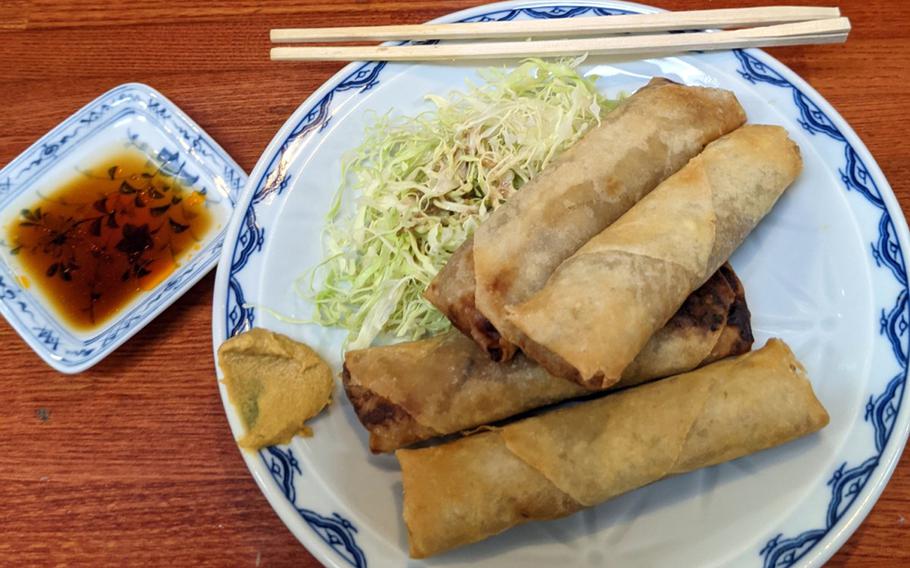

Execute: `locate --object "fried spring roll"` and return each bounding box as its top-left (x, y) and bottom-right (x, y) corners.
top-left (345, 265), bottom-right (752, 453)
top-left (425, 78), bottom-right (747, 361)
top-left (508, 125), bottom-right (802, 389)
top-left (398, 339), bottom-right (829, 558)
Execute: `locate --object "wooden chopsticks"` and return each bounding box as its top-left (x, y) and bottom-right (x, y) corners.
top-left (271, 6), bottom-right (840, 43)
top-left (270, 6), bottom-right (849, 63)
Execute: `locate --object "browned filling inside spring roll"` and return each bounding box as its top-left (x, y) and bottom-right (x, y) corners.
top-left (345, 265), bottom-right (752, 453)
top-left (397, 339), bottom-right (829, 559)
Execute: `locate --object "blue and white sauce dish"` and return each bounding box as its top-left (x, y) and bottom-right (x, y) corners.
top-left (211, 1), bottom-right (910, 567)
top-left (0, 83), bottom-right (245, 373)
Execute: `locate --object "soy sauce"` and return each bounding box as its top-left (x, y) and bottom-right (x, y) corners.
top-left (6, 149), bottom-right (212, 331)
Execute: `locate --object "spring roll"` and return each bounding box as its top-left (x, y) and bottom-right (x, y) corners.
top-left (398, 339), bottom-right (829, 558)
top-left (425, 77), bottom-right (747, 361)
top-left (345, 265), bottom-right (751, 453)
top-left (508, 124), bottom-right (802, 389)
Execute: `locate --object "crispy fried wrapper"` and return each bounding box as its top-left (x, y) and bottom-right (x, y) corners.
top-left (397, 339), bottom-right (829, 558)
top-left (507, 125), bottom-right (802, 389)
top-left (344, 265), bottom-right (751, 453)
top-left (425, 77), bottom-right (747, 361)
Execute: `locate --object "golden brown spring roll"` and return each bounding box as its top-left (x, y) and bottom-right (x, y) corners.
top-left (398, 339), bottom-right (829, 558)
top-left (345, 265), bottom-right (751, 453)
top-left (425, 77), bottom-right (747, 361)
top-left (507, 124), bottom-right (802, 389)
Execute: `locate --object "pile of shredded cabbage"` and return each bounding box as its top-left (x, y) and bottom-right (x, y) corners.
top-left (307, 58), bottom-right (618, 349)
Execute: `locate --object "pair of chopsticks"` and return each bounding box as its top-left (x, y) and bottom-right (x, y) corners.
top-left (270, 6), bottom-right (849, 62)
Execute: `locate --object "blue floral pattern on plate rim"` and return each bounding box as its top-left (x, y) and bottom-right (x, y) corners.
top-left (0, 83), bottom-right (246, 373)
top-left (212, 2), bottom-right (910, 567)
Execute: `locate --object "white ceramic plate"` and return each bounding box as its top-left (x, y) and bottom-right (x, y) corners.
top-left (0, 83), bottom-right (244, 373)
top-left (211, 2), bottom-right (910, 566)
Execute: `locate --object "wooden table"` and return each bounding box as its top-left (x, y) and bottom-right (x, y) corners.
top-left (1, 0), bottom-right (908, 565)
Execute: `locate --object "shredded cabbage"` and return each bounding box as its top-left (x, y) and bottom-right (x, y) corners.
top-left (306, 58), bottom-right (618, 349)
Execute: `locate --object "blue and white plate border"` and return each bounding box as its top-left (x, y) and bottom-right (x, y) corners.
top-left (211, 1), bottom-right (910, 567)
top-left (0, 83), bottom-right (246, 373)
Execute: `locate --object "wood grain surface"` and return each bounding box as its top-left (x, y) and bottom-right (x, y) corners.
top-left (0, 1), bottom-right (908, 565)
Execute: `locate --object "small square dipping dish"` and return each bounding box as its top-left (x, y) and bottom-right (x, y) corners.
top-left (0, 83), bottom-right (245, 373)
